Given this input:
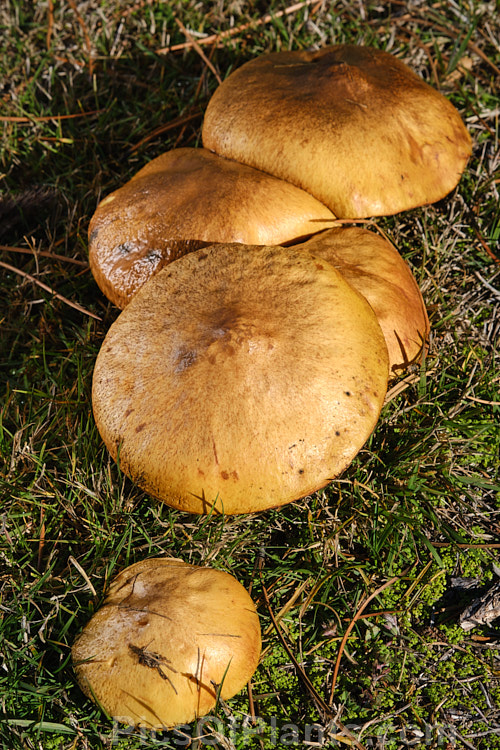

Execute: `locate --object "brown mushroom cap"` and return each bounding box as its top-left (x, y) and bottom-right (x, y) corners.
top-left (92, 243), bottom-right (389, 515)
top-left (88, 147), bottom-right (336, 308)
top-left (296, 227), bottom-right (430, 375)
top-left (202, 45), bottom-right (472, 218)
top-left (72, 557), bottom-right (261, 728)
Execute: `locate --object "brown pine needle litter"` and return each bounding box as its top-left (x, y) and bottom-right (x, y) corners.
top-left (1, 1), bottom-right (499, 748)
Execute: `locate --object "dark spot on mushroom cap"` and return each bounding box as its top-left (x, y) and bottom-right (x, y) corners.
top-left (175, 348), bottom-right (198, 372)
top-left (220, 470), bottom-right (239, 480)
top-left (116, 242), bottom-right (135, 256)
top-left (136, 422), bottom-right (147, 433)
top-left (146, 249), bottom-right (162, 263)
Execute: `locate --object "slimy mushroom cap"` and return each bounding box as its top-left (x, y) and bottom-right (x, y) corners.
top-left (88, 147), bottom-right (336, 308)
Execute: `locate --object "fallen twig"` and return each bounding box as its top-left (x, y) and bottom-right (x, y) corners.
top-left (67, 0), bottom-right (95, 75)
top-left (129, 110), bottom-right (203, 153)
top-left (384, 368), bottom-right (436, 404)
top-left (474, 233), bottom-right (500, 264)
top-left (1, 244), bottom-right (88, 267)
top-left (328, 574), bottom-right (402, 706)
top-left (259, 566), bottom-right (368, 749)
top-left (0, 259), bottom-right (101, 321)
top-left (158, 1), bottom-right (319, 54)
top-left (0, 110), bottom-right (103, 124)
top-left (465, 394), bottom-right (500, 406)
top-left (46, 0), bottom-right (54, 50)
top-left (174, 18), bottom-right (222, 84)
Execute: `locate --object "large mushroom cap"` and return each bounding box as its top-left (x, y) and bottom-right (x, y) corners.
top-left (92, 243), bottom-right (388, 515)
top-left (72, 557), bottom-right (261, 728)
top-left (88, 147), bottom-right (336, 308)
top-left (202, 45), bottom-right (472, 218)
top-left (296, 227), bottom-right (430, 375)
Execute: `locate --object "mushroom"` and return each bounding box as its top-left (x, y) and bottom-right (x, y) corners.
top-left (92, 242), bottom-right (389, 515)
top-left (295, 226), bottom-right (430, 375)
top-left (202, 45), bottom-right (472, 218)
top-left (88, 147), bottom-right (336, 308)
top-left (72, 557), bottom-right (261, 728)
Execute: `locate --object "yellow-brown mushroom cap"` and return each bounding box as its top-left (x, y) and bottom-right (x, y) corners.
top-left (72, 557), bottom-right (261, 728)
top-left (92, 243), bottom-right (389, 515)
top-left (296, 227), bottom-right (430, 375)
top-left (88, 147), bottom-right (336, 308)
top-left (202, 45), bottom-right (472, 218)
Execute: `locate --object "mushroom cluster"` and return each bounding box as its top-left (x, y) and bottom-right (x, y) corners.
top-left (74, 43), bottom-right (471, 727)
top-left (88, 44), bottom-right (470, 516)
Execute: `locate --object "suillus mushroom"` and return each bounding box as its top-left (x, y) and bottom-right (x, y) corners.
top-left (88, 147), bottom-right (336, 308)
top-left (202, 45), bottom-right (472, 218)
top-left (72, 557), bottom-right (261, 728)
top-left (92, 242), bottom-right (389, 515)
top-left (295, 226), bottom-right (430, 375)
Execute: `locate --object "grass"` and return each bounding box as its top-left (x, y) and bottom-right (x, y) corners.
top-left (1, 0), bottom-right (499, 748)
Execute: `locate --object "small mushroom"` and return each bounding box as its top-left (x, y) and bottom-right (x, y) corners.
top-left (92, 243), bottom-right (389, 514)
top-left (202, 45), bottom-right (472, 218)
top-left (88, 147), bottom-right (336, 308)
top-left (295, 227), bottom-right (430, 375)
top-left (72, 557), bottom-right (261, 729)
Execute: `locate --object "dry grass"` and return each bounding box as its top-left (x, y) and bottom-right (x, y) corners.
top-left (1, 1), bottom-right (499, 749)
